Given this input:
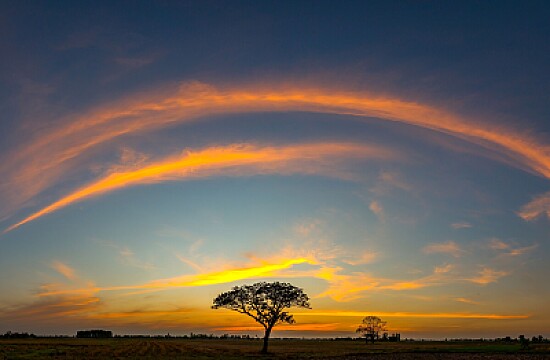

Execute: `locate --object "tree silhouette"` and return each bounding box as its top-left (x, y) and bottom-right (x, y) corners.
top-left (212, 281), bottom-right (310, 353)
top-left (356, 316), bottom-right (387, 343)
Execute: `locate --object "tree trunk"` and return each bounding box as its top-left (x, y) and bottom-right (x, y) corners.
top-left (261, 327), bottom-right (272, 354)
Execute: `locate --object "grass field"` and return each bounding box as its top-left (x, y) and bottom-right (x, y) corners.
top-left (1, 338), bottom-right (549, 359)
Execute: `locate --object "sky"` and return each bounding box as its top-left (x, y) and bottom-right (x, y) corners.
top-left (1, 1), bottom-right (549, 339)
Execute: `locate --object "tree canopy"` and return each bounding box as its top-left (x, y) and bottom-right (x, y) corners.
top-left (212, 281), bottom-right (310, 353)
top-left (356, 316), bottom-right (387, 343)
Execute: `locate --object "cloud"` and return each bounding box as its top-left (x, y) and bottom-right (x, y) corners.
top-left (343, 251), bottom-right (378, 266)
top-left (433, 264), bottom-right (453, 274)
top-left (35, 246), bottom-right (456, 304)
top-left (489, 238), bottom-right (510, 250)
top-left (293, 219), bottom-right (323, 237)
top-left (369, 200), bottom-right (385, 221)
top-left (451, 222), bottom-right (472, 229)
top-left (423, 241), bottom-right (464, 257)
top-left (86, 308), bottom-right (194, 321)
top-left (489, 239), bottom-right (538, 257)
top-left (118, 247), bottom-right (156, 270)
top-left (312, 263), bottom-right (456, 301)
top-left (454, 297), bottom-right (480, 305)
top-left (50, 261), bottom-right (77, 281)
top-left (175, 254), bottom-right (204, 273)
top-left (506, 245), bottom-right (538, 256)
top-left (517, 191), bottom-right (550, 221)
top-left (5, 142), bottom-right (398, 232)
top-left (298, 310), bottom-right (528, 320)
top-left (370, 170), bottom-right (413, 196)
top-left (0, 293), bottom-right (101, 324)
top-left (37, 256), bottom-right (317, 298)
top-left (467, 267), bottom-right (508, 285)
top-left (3, 81), bottom-right (550, 227)
top-left (215, 323), bottom-right (339, 332)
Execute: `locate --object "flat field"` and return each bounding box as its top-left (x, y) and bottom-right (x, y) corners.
top-left (1, 338), bottom-right (549, 359)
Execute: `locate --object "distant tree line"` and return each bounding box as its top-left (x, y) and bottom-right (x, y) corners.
top-left (1, 331), bottom-right (36, 339)
top-left (76, 330), bottom-right (112, 338)
top-left (2, 329), bottom-right (548, 343)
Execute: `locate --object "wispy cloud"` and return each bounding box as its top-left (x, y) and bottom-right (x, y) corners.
top-left (370, 170), bottom-right (413, 196)
top-left (293, 219), bottom-right (323, 237)
top-left (489, 238), bottom-right (538, 257)
top-left (216, 323), bottom-right (339, 332)
top-left (517, 191), bottom-right (550, 221)
top-left (454, 297), bottom-right (480, 305)
top-left (5, 142), bottom-right (398, 232)
top-left (118, 247), bottom-right (156, 271)
top-left (97, 240), bottom-right (156, 270)
top-left (50, 261), bottom-right (77, 281)
top-left (312, 263), bottom-right (456, 301)
top-left (3, 81), bottom-right (550, 227)
top-left (423, 241), bottom-right (464, 257)
top-left (467, 267), bottom-right (508, 285)
top-left (298, 310), bottom-right (528, 320)
top-left (369, 200), bottom-right (385, 221)
top-left (38, 256), bottom-right (317, 297)
top-left (489, 238), bottom-right (510, 250)
top-left (175, 254), bottom-right (204, 273)
top-left (451, 222), bottom-right (472, 229)
top-left (342, 251), bottom-right (378, 266)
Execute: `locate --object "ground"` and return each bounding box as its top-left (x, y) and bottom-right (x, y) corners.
top-left (0, 338), bottom-right (549, 359)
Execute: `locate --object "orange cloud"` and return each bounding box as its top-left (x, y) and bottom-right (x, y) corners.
top-left (454, 297), bottom-right (480, 305)
top-left (489, 239), bottom-right (538, 257)
top-left (489, 238), bottom-right (510, 250)
top-left (342, 251), bottom-right (378, 266)
top-left (50, 261), bottom-right (77, 281)
top-left (517, 191), bottom-right (550, 221)
top-left (298, 310), bottom-right (528, 320)
top-left (369, 200), bottom-right (385, 221)
top-left (3, 81), bottom-right (550, 225)
top-left (38, 256), bottom-right (316, 297)
top-left (88, 308), bottom-right (193, 320)
top-left (467, 267), bottom-right (508, 285)
top-left (423, 241), bottom-right (464, 257)
top-left (309, 263), bottom-right (451, 301)
top-left (216, 323), bottom-right (340, 332)
top-left (5, 142), bottom-right (396, 232)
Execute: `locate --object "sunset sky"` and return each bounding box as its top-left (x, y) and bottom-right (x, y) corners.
top-left (1, 1), bottom-right (549, 339)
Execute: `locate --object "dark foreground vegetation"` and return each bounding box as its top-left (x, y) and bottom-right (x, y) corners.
top-left (1, 338), bottom-right (549, 359)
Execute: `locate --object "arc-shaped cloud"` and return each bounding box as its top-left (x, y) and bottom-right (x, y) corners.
top-left (4, 142), bottom-right (397, 232)
top-left (3, 81), bottom-right (550, 230)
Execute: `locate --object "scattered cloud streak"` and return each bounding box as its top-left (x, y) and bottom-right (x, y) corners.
top-left (517, 191), bottom-right (550, 221)
top-left (298, 310), bottom-right (528, 320)
top-left (467, 267), bottom-right (509, 285)
top-left (488, 239), bottom-right (538, 257)
top-left (3, 81), bottom-right (550, 228)
top-left (369, 200), bottom-right (385, 221)
top-left (5, 142), bottom-right (397, 232)
top-left (50, 261), bottom-right (77, 281)
top-left (423, 241), bottom-right (464, 258)
top-left (451, 222), bottom-right (472, 229)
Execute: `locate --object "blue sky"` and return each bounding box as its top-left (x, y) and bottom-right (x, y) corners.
top-left (0, 1), bottom-right (549, 338)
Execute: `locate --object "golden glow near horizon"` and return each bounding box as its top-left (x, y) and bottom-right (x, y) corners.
top-left (16, 255), bottom-right (528, 333)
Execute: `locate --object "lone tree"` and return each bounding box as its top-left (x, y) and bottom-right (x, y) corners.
top-left (212, 281), bottom-right (310, 353)
top-left (356, 316), bottom-right (387, 343)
